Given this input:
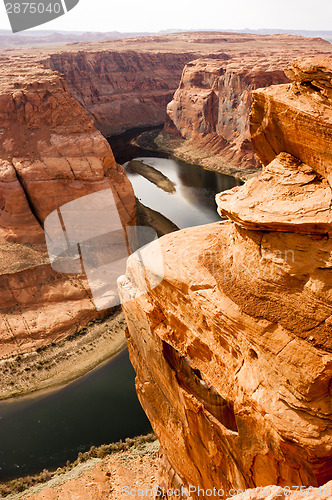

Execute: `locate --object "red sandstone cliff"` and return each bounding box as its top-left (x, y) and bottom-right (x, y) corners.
top-left (119, 57), bottom-right (332, 495)
top-left (164, 35), bottom-right (331, 174)
top-left (0, 57), bottom-right (135, 358)
top-left (165, 58), bottom-right (289, 171)
top-left (0, 32), bottom-right (329, 365)
top-left (46, 50), bottom-right (195, 136)
top-left (3, 32), bottom-right (326, 358)
top-left (42, 32), bottom-right (331, 142)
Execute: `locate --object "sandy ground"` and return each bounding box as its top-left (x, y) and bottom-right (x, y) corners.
top-left (8, 439), bottom-right (160, 500)
top-left (0, 308), bottom-right (127, 400)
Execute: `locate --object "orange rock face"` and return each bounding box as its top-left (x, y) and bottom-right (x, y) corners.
top-left (119, 57), bottom-right (332, 496)
top-left (46, 50), bottom-right (195, 137)
top-left (0, 58), bottom-right (135, 358)
top-left (166, 58), bottom-right (289, 170)
top-left (3, 32), bottom-right (328, 358)
top-left (250, 57), bottom-right (332, 182)
top-left (165, 37), bottom-right (332, 173)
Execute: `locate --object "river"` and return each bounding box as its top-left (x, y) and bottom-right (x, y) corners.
top-left (0, 128), bottom-right (241, 481)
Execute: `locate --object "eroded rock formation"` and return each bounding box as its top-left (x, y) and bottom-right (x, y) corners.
top-left (46, 50), bottom-right (195, 136)
top-left (44, 32), bottom-right (331, 142)
top-left (164, 37), bottom-right (331, 174)
top-left (250, 57), bottom-right (332, 183)
top-left (165, 58), bottom-right (289, 171)
top-left (119, 57), bottom-right (332, 495)
top-left (0, 58), bottom-right (135, 358)
top-left (1, 32), bottom-right (328, 360)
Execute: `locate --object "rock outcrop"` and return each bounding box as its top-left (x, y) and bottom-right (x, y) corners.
top-left (44, 32), bottom-right (331, 143)
top-left (250, 57), bottom-right (332, 183)
top-left (165, 58), bottom-right (289, 171)
top-left (119, 57), bottom-right (332, 495)
top-left (0, 57), bottom-right (135, 358)
top-left (164, 36), bottom-right (331, 174)
top-left (4, 32), bottom-right (327, 359)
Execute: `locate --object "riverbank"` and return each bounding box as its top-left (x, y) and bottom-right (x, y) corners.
top-left (133, 130), bottom-right (260, 181)
top-left (0, 308), bottom-right (127, 400)
top-left (1, 433), bottom-right (158, 499)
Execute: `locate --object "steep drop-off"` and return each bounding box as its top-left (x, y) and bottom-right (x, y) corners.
top-left (165, 58), bottom-right (289, 172)
top-left (119, 57), bottom-right (332, 494)
top-left (46, 50), bottom-right (195, 137)
top-left (163, 35), bottom-right (331, 174)
top-left (44, 32), bottom-right (331, 143)
top-left (0, 32), bottom-right (330, 365)
top-left (0, 56), bottom-right (135, 359)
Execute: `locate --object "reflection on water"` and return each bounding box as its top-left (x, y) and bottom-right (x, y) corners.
top-left (125, 157), bottom-right (242, 229)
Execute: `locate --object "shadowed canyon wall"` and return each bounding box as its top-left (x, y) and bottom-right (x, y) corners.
top-left (46, 50), bottom-right (195, 136)
top-left (119, 57), bottom-right (332, 495)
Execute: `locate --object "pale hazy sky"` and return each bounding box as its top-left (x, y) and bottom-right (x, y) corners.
top-left (0, 0), bottom-right (331, 32)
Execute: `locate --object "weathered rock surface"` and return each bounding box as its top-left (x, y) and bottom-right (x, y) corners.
top-left (166, 59), bottom-right (289, 171)
top-left (0, 58), bottom-right (135, 358)
top-left (250, 57), bottom-right (332, 183)
top-left (2, 32), bottom-right (328, 359)
top-left (45, 33), bottom-right (331, 145)
top-left (119, 57), bottom-right (332, 496)
top-left (216, 152), bottom-right (332, 233)
top-left (165, 36), bottom-right (331, 173)
top-left (46, 50), bottom-right (195, 136)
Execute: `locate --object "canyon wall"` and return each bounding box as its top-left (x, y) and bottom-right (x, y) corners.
top-left (119, 57), bottom-right (332, 494)
top-left (0, 33), bottom-right (330, 361)
top-left (164, 36), bottom-right (331, 174)
top-left (0, 57), bottom-right (135, 358)
top-left (45, 32), bottom-right (331, 146)
top-left (165, 58), bottom-right (289, 171)
top-left (46, 50), bottom-right (195, 136)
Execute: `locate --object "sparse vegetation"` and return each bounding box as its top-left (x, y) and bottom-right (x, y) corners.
top-left (0, 432), bottom-right (157, 497)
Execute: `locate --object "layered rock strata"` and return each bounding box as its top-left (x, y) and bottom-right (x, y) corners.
top-left (119, 57), bottom-right (332, 494)
top-left (47, 50), bottom-right (195, 136)
top-left (44, 32), bottom-right (331, 140)
top-left (0, 32), bottom-right (330, 359)
top-left (165, 58), bottom-right (290, 171)
top-left (250, 57), bottom-right (332, 183)
top-left (164, 36), bottom-right (331, 174)
top-left (0, 59), bottom-right (135, 358)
